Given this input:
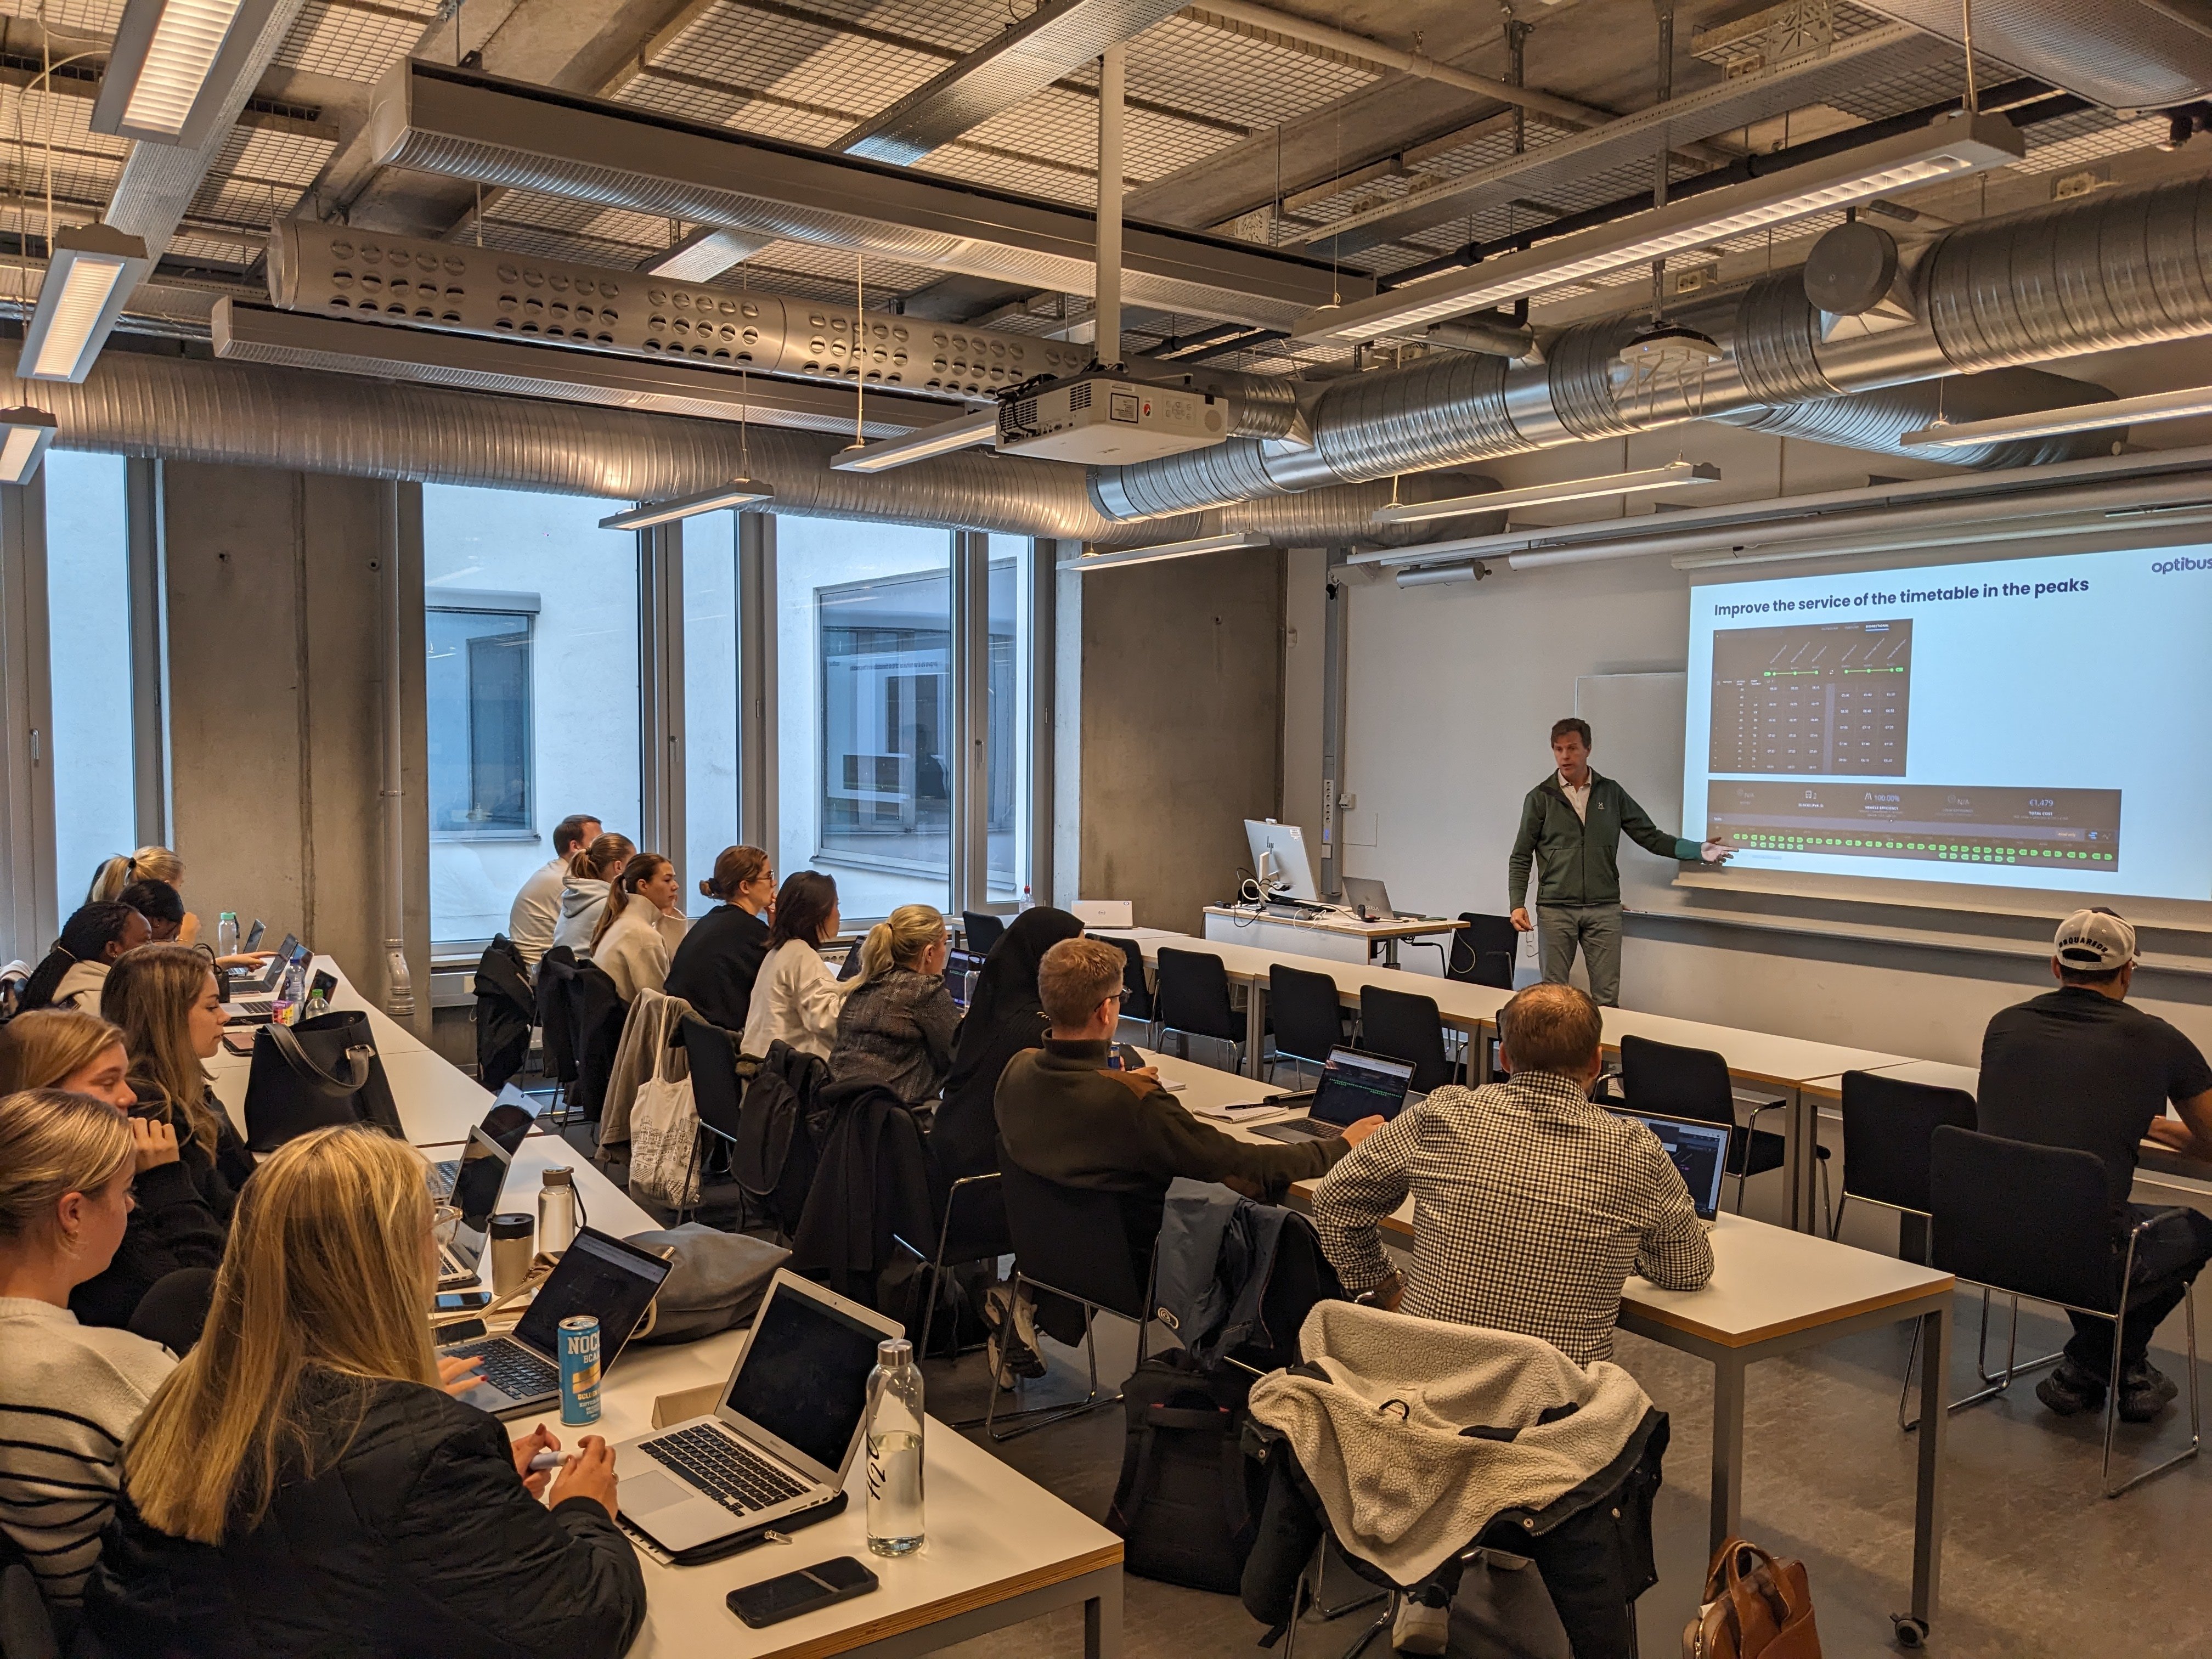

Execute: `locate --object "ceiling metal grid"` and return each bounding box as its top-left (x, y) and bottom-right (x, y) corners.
top-left (0, 0), bottom-right (123, 34)
top-left (1121, 14), bottom-right (1373, 129)
top-left (276, 0), bottom-right (438, 82)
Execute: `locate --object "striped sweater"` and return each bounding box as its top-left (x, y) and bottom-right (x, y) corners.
top-left (0, 1298), bottom-right (173, 1605)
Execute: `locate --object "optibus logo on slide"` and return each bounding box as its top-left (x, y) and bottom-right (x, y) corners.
top-left (2150, 554), bottom-right (2212, 574)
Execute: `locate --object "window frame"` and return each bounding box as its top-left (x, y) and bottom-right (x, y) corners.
top-left (425, 592), bottom-right (540, 844)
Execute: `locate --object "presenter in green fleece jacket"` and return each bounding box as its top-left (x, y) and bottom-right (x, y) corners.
top-left (1507, 718), bottom-right (1733, 1006)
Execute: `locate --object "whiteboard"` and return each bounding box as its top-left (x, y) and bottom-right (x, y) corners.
top-left (1575, 672), bottom-right (1689, 916)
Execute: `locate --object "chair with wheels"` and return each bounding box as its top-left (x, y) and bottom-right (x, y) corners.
top-left (1928, 1126), bottom-right (2202, 1497)
top-left (962, 911), bottom-right (1005, 955)
top-left (1155, 947), bottom-right (1245, 1072)
top-left (1446, 912), bottom-right (1521, 989)
top-left (1619, 1034), bottom-right (1829, 1228)
top-left (983, 1158), bottom-right (1153, 1441)
top-left (1110, 935), bottom-right (1155, 1043)
top-left (1268, 964), bottom-right (1345, 1087)
top-left (1356, 985), bottom-right (1455, 1094)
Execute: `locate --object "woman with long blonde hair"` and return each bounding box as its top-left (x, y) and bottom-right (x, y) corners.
top-left (829, 902), bottom-right (960, 1103)
top-left (72, 946), bottom-right (251, 1331)
top-left (86, 847), bottom-right (183, 907)
top-left (0, 1089), bottom-right (176, 1615)
top-left (86, 1128), bottom-right (641, 1656)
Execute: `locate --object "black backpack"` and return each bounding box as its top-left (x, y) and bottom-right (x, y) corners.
top-left (1106, 1350), bottom-right (1269, 1594)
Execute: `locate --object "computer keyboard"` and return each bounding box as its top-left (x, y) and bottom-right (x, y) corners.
top-left (426, 1160), bottom-right (459, 1201)
top-left (442, 1338), bottom-right (556, 1398)
top-left (230, 998), bottom-right (274, 1016)
top-left (644, 1424), bottom-right (808, 1514)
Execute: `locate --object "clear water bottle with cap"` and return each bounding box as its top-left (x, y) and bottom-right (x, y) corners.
top-left (865, 1338), bottom-right (924, 1556)
top-left (537, 1167), bottom-right (581, 1255)
top-left (272, 957), bottom-right (307, 1026)
top-left (216, 912), bottom-right (239, 959)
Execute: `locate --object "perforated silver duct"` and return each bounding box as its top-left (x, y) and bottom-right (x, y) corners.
top-left (1093, 174), bottom-right (2212, 521)
top-left (4, 349), bottom-right (1455, 546)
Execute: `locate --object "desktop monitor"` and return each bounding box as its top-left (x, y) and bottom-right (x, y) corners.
top-left (1244, 820), bottom-right (1319, 903)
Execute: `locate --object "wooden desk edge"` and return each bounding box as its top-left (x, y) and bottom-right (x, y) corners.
top-left (756, 1542), bottom-right (1124, 1659)
top-left (1620, 1273), bottom-right (1955, 1350)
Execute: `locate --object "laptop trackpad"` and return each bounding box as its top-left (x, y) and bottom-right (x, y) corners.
top-left (618, 1469), bottom-right (693, 1518)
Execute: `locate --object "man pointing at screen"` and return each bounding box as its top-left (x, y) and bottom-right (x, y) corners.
top-left (1508, 718), bottom-right (1733, 1006)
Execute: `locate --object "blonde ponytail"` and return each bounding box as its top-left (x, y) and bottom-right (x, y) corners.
top-left (850, 904), bottom-right (945, 989)
top-left (87, 847), bottom-right (182, 905)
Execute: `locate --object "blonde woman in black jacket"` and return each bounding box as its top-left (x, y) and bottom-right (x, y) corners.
top-left (87, 1126), bottom-right (642, 1658)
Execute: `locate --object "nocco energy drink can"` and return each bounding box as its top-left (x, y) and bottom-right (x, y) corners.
top-left (558, 1314), bottom-right (602, 1426)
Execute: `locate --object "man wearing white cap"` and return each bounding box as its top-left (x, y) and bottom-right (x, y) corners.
top-left (1978, 908), bottom-right (2212, 1422)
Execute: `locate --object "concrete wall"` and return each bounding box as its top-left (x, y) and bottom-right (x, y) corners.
top-left (161, 462), bottom-right (430, 1027)
top-left (1077, 546), bottom-right (1283, 932)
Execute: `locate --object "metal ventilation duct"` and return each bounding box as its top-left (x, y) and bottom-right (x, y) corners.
top-left (836, 0), bottom-right (1187, 165)
top-left (1856, 0), bottom-right (2212, 109)
top-left (365, 61), bottom-right (1370, 331)
top-left (269, 219), bottom-right (1092, 402)
top-left (1717, 368), bottom-right (2121, 467)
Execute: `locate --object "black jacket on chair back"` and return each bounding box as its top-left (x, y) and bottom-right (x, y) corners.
top-left (86, 1370), bottom-right (645, 1658)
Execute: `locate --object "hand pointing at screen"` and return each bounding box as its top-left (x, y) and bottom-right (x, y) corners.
top-left (1700, 837), bottom-right (1735, 864)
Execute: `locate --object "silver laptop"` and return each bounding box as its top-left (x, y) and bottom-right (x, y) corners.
top-left (427, 1088), bottom-right (538, 1202)
top-left (1340, 876), bottom-right (1408, 920)
top-left (439, 1227), bottom-right (673, 1418)
top-left (1252, 1047), bottom-right (1418, 1142)
top-left (612, 1271), bottom-right (901, 1554)
top-left (1609, 1108), bottom-right (1732, 1229)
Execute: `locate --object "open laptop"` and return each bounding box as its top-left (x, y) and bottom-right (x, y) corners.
top-left (439, 1227), bottom-right (673, 1417)
top-left (612, 1271), bottom-right (902, 1554)
top-left (223, 933), bottom-right (299, 999)
top-left (224, 939), bottom-right (310, 1021)
top-left (1341, 876), bottom-right (1415, 921)
top-left (944, 947), bottom-right (986, 1010)
top-left (427, 1088), bottom-right (538, 1201)
top-left (1252, 1047), bottom-right (1418, 1143)
top-left (1609, 1109), bottom-right (1731, 1229)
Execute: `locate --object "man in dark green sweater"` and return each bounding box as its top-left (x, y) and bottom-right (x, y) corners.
top-left (1507, 718), bottom-right (1731, 1006)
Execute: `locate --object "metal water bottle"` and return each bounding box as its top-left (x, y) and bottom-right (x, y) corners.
top-left (865, 1338), bottom-right (925, 1556)
top-left (537, 1167), bottom-right (580, 1255)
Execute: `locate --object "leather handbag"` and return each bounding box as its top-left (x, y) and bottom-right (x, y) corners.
top-left (1682, 1538), bottom-right (1822, 1659)
top-left (244, 1011), bottom-right (404, 1152)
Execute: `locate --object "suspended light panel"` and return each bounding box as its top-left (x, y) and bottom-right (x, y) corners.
top-left (0, 409), bottom-right (57, 484)
top-left (1057, 530), bottom-right (1271, 572)
top-left (1295, 111), bottom-right (2024, 344)
top-left (1900, 385), bottom-right (2210, 448)
top-left (1370, 460), bottom-right (1722, 528)
top-left (831, 409), bottom-right (1000, 473)
top-left (20, 225), bottom-right (152, 384)
top-left (91, 0), bottom-right (290, 148)
top-left (599, 479), bottom-right (775, 529)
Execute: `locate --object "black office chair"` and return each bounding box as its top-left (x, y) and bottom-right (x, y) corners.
top-left (893, 1172), bottom-right (1009, 1362)
top-left (1619, 1034), bottom-right (1828, 1227)
top-left (1268, 963), bottom-right (1345, 1086)
top-left (677, 1017), bottom-right (748, 1227)
top-left (534, 946), bottom-right (582, 1122)
top-left (1110, 936), bottom-right (1155, 1039)
top-left (962, 911), bottom-right (1005, 955)
top-left (1356, 985), bottom-right (1455, 1094)
top-left (1155, 947), bottom-right (1245, 1072)
top-left (985, 1158), bottom-right (1153, 1440)
top-left (1446, 912), bottom-right (1520, 990)
top-left (1928, 1126), bottom-right (2202, 1498)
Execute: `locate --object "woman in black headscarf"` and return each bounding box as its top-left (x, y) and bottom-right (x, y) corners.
top-left (931, 907), bottom-right (1085, 1180)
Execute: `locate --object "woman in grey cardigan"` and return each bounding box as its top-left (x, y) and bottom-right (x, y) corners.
top-left (830, 904), bottom-right (961, 1103)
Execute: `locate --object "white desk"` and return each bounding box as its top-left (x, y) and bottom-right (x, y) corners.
top-left (208, 1039), bottom-right (493, 1148)
top-left (1203, 905), bottom-right (1463, 970)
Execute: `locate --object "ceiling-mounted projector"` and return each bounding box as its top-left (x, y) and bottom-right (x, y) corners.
top-left (995, 373), bottom-right (1228, 464)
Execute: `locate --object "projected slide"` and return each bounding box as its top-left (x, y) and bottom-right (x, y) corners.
top-left (1684, 545), bottom-right (2212, 902)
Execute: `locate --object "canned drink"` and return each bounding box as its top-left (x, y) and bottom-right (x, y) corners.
top-left (558, 1314), bottom-right (602, 1426)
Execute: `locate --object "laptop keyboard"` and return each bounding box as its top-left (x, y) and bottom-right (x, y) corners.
top-left (643, 1423), bottom-right (808, 1514)
top-left (230, 998), bottom-right (273, 1015)
top-left (442, 1338), bottom-right (556, 1400)
top-left (426, 1160), bottom-right (459, 1201)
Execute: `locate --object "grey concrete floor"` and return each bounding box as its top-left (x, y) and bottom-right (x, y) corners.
top-left (918, 1287), bottom-right (2211, 1658)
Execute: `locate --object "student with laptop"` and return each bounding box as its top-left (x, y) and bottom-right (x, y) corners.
top-left (72, 946), bottom-right (256, 1333)
top-left (1310, 981), bottom-right (1713, 1367)
top-left (509, 812), bottom-right (603, 969)
top-left (741, 872), bottom-right (853, 1062)
top-left (87, 1127), bottom-right (645, 1658)
top-left (667, 844), bottom-right (777, 1031)
top-left (1249, 1048), bottom-right (1419, 1144)
top-left (830, 904), bottom-right (961, 1104)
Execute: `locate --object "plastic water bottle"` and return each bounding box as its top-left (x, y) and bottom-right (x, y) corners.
top-left (216, 912), bottom-right (239, 958)
top-left (865, 1338), bottom-right (925, 1556)
top-left (273, 958), bottom-right (307, 1026)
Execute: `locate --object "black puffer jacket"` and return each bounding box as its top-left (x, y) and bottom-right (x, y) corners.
top-left (86, 1370), bottom-right (645, 1658)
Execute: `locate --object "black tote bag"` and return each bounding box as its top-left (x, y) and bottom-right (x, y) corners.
top-left (244, 1011), bottom-right (404, 1152)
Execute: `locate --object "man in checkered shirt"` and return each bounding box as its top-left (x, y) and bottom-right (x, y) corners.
top-left (1311, 982), bottom-right (1713, 1364)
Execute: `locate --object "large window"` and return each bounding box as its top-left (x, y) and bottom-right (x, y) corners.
top-left (682, 510), bottom-right (740, 916)
top-left (425, 486), bottom-right (641, 944)
top-left (986, 534), bottom-right (1032, 906)
top-left (44, 452), bottom-right (136, 917)
top-left (779, 518), bottom-right (954, 920)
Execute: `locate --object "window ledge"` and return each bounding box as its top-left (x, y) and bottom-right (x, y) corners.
top-left (432, 828), bottom-right (542, 844)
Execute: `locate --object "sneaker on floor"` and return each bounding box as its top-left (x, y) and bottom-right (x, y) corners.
top-left (2036, 1359), bottom-right (2106, 1417)
top-left (983, 1285), bottom-right (1045, 1384)
top-left (1391, 1595), bottom-right (1450, 1656)
top-left (2118, 1363), bottom-right (2180, 1424)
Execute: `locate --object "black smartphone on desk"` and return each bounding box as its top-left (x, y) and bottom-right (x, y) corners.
top-left (728, 1558), bottom-right (879, 1628)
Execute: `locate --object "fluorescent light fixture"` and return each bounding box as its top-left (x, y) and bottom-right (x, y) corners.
top-left (0, 408), bottom-right (57, 484)
top-left (831, 409), bottom-right (1000, 473)
top-left (1057, 530), bottom-right (1271, 572)
top-left (1371, 460), bottom-right (1722, 527)
top-left (1901, 385), bottom-right (2209, 448)
top-left (599, 479), bottom-right (775, 530)
top-left (1294, 111), bottom-right (2024, 343)
top-left (636, 226), bottom-right (776, 282)
top-left (91, 0), bottom-right (287, 148)
top-left (1395, 562), bottom-right (1490, 588)
top-left (21, 224), bottom-right (151, 383)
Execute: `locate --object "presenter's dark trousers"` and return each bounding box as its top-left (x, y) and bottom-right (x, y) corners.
top-left (2065, 1205), bottom-right (2212, 1383)
top-left (1537, 904), bottom-right (1622, 1007)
